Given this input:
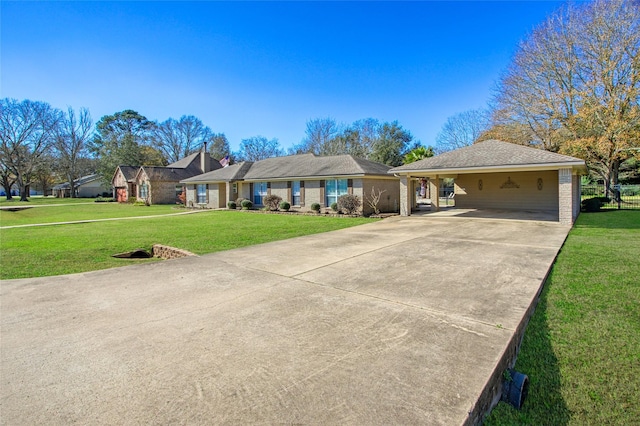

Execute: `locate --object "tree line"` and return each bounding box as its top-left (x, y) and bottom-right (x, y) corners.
top-left (435, 0), bottom-right (640, 193)
top-left (0, 103), bottom-right (234, 200)
top-left (1, 100), bottom-right (431, 201)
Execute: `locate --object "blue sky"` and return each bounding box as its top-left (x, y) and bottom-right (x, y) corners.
top-left (1, 1), bottom-right (566, 153)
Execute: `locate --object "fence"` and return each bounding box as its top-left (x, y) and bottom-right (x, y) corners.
top-left (582, 184), bottom-right (640, 210)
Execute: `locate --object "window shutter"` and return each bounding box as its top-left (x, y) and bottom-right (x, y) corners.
top-left (320, 180), bottom-right (325, 207)
top-left (348, 179), bottom-right (353, 195)
top-left (300, 181), bottom-right (305, 206)
top-left (287, 181), bottom-right (292, 203)
top-left (267, 181), bottom-right (271, 196)
top-left (249, 183), bottom-right (254, 201)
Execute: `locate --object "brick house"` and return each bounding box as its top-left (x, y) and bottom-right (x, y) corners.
top-left (112, 148), bottom-right (221, 204)
top-left (112, 166), bottom-right (140, 202)
top-left (389, 140), bottom-right (587, 224)
top-left (133, 150), bottom-right (221, 205)
top-left (181, 154), bottom-right (400, 215)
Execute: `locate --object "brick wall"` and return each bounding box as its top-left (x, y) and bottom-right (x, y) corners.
top-left (152, 244), bottom-right (195, 260)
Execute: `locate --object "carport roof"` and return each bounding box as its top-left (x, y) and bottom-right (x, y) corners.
top-left (389, 140), bottom-right (586, 174)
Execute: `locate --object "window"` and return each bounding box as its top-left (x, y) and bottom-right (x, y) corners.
top-left (292, 181), bottom-right (301, 206)
top-left (139, 183), bottom-right (148, 200)
top-left (253, 182), bottom-right (267, 205)
top-left (325, 179), bottom-right (348, 206)
top-left (197, 184), bottom-right (207, 204)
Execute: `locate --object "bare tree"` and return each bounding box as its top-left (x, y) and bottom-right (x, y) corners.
top-left (55, 107), bottom-right (93, 198)
top-left (291, 117), bottom-right (342, 154)
top-left (435, 109), bottom-right (491, 153)
top-left (494, 0), bottom-right (640, 194)
top-left (0, 98), bottom-right (61, 201)
top-left (236, 136), bottom-right (283, 161)
top-left (365, 187), bottom-right (387, 215)
top-left (208, 133), bottom-right (230, 161)
top-left (153, 115), bottom-right (211, 163)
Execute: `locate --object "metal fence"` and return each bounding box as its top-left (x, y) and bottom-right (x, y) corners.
top-left (582, 184), bottom-right (640, 210)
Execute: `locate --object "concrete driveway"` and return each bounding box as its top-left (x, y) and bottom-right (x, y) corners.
top-left (0, 215), bottom-right (571, 425)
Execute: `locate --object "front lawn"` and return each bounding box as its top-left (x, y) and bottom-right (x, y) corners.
top-left (485, 210), bottom-right (640, 425)
top-left (0, 196), bottom-right (95, 205)
top-left (0, 210), bottom-right (375, 279)
top-left (0, 203), bottom-right (178, 227)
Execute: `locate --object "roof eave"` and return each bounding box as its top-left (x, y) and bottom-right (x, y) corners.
top-left (390, 162), bottom-right (587, 176)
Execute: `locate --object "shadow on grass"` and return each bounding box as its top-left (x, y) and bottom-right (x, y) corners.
top-left (577, 210), bottom-right (640, 229)
top-left (484, 274), bottom-right (570, 425)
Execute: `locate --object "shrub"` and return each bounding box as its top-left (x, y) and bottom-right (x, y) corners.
top-left (337, 194), bottom-right (361, 215)
top-left (263, 194), bottom-right (282, 211)
top-left (241, 199), bottom-right (253, 210)
top-left (330, 202), bottom-right (338, 212)
top-left (310, 202), bottom-right (321, 212)
top-left (581, 197), bottom-right (607, 212)
top-left (227, 201), bottom-right (237, 209)
top-left (280, 201), bottom-right (291, 211)
top-left (94, 197), bottom-right (115, 203)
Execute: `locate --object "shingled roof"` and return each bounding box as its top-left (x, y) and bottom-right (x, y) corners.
top-left (117, 166), bottom-right (139, 182)
top-left (182, 162), bottom-right (254, 183)
top-left (138, 166), bottom-right (204, 182)
top-left (390, 140), bottom-right (586, 173)
top-left (181, 154), bottom-right (392, 183)
top-left (242, 154), bottom-right (392, 180)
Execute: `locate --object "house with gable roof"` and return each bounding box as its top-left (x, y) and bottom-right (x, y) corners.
top-left (389, 140), bottom-right (587, 224)
top-left (52, 174), bottom-right (111, 198)
top-left (112, 147), bottom-right (221, 204)
top-left (181, 153), bottom-right (400, 215)
top-left (112, 166), bottom-right (140, 202)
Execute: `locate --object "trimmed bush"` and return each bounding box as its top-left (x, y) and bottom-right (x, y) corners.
top-left (280, 201), bottom-right (291, 211)
top-left (337, 194), bottom-right (361, 215)
top-left (581, 197), bottom-right (609, 212)
top-left (241, 199), bottom-right (253, 210)
top-left (330, 202), bottom-right (338, 212)
top-left (227, 201), bottom-right (237, 209)
top-left (310, 203), bottom-right (321, 212)
top-left (263, 194), bottom-right (283, 211)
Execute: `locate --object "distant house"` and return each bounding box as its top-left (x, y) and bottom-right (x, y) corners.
top-left (113, 149), bottom-right (222, 205)
top-left (181, 154), bottom-right (400, 215)
top-left (52, 174), bottom-right (110, 198)
top-left (112, 166), bottom-right (140, 202)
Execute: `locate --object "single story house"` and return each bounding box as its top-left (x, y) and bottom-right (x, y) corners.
top-left (389, 140), bottom-right (587, 224)
top-left (181, 153), bottom-right (400, 215)
top-left (52, 174), bottom-right (110, 198)
top-left (112, 166), bottom-right (140, 202)
top-left (112, 149), bottom-right (221, 204)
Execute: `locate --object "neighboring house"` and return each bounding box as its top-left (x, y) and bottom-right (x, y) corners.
top-left (112, 166), bottom-right (140, 202)
top-left (131, 150), bottom-right (222, 205)
top-left (181, 153), bottom-right (400, 215)
top-left (389, 140), bottom-right (587, 225)
top-left (52, 174), bottom-right (110, 198)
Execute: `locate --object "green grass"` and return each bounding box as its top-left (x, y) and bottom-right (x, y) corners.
top-left (1, 202), bottom-right (179, 227)
top-left (0, 210), bottom-right (375, 279)
top-left (0, 196), bottom-right (96, 205)
top-left (485, 210), bottom-right (640, 425)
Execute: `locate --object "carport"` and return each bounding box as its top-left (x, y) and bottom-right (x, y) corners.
top-left (390, 140), bottom-right (587, 224)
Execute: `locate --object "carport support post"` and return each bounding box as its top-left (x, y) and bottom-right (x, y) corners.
top-left (429, 176), bottom-right (440, 212)
top-left (558, 168), bottom-right (573, 225)
top-left (399, 175), bottom-right (412, 216)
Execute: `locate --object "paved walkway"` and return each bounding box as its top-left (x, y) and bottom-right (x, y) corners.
top-left (0, 214), bottom-right (571, 425)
